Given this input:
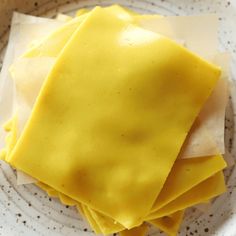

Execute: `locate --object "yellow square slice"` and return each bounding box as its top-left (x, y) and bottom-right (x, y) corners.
top-left (8, 7), bottom-right (220, 228)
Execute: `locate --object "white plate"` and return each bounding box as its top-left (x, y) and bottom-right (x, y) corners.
top-left (0, 1), bottom-right (236, 235)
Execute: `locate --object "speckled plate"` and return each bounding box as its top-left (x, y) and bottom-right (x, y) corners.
top-left (0, 1), bottom-right (236, 236)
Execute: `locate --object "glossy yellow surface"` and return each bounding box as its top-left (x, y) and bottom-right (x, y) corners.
top-left (4, 117), bottom-right (222, 235)
top-left (150, 211), bottom-right (184, 236)
top-left (147, 171), bottom-right (226, 219)
top-left (88, 207), bottom-right (124, 234)
top-left (71, 156), bottom-right (225, 234)
top-left (0, 116), bottom-right (18, 161)
top-left (8, 6), bottom-right (220, 228)
top-left (37, 179), bottom-right (184, 235)
top-left (80, 205), bottom-right (102, 234)
top-left (151, 155), bottom-right (226, 212)
top-left (24, 5), bottom-right (134, 59)
top-left (37, 182), bottom-right (79, 206)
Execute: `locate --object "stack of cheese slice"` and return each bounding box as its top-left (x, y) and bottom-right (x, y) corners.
top-left (0, 5), bottom-right (230, 236)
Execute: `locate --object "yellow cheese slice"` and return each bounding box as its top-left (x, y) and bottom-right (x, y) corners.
top-left (37, 179), bottom-right (121, 234)
top-left (88, 207), bottom-right (124, 234)
top-left (80, 205), bottom-right (102, 234)
top-left (150, 211), bottom-right (184, 236)
top-left (7, 5), bottom-right (134, 183)
top-left (6, 8), bottom-right (224, 167)
top-left (36, 180), bottom-right (185, 235)
top-left (0, 7), bottom-right (227, 236)
top-left (37, 182), bottom-right (98, 225)
top-left (9, 56), bottom-right (228, 164)
top-left (37, 182), bottom-right (59, 197)
top-left (0, 149), bottom-right (6, 160)
top-left (8, 60), bottom-right (228, 185)
top-left (27, 156), bottom-right (222, 236)
top-left (0, 115), bottom-right (18, 161)
top-left (9, 11), bottom-right (222, 166)
top-left (36, 176), bottom-right (186, 236)
top-left (37, 181), bottom-right (80, 206)
top-left (147, 171), bottom-right (226, 220)
top-left (7, 7), bottom-right (220, 228)
top-left (5, 116), bottom-right (217, 230)
top-left (38, 185), bottom-right (100, 235)
top-left (119, 224), bottom-right (148, 236)
top-left (65, 155), bottom-right (225, 234)
top-left (1, 6), bottom-right (224, 167)
top-left (24, 5), bottom-right (136, 58)
top-left (58, 192), bottom-right (78, 206)
top-left (151, 155), bottom-right (226, 212)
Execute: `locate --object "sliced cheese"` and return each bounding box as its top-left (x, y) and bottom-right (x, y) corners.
top-left (4, 10), bottom-right (225, 175)
top-left (1, 115), bottom-right (18, 161)
top-left (150, 211), bottom-right (184, 236)
top-left (37, 182), bottom-right (59, 197)
top-left (88, 207), bottom-right (124, 234)
top-left (36, 180), bottom-right (185, 236)
top-left (147, 171), bottom-right (226, 219)
top-left (151, 155), bottom-right (226, 212)
top-left (80, 205), bottom-right (102, 234)
top-left (7, 7), bottom-right (220, 227)
top-left (23, 13), bottom-right (89, 58)
top-left (2, 8), bottom-right (225, 167)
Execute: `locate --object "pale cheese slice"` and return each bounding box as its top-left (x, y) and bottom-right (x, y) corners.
top-left (56, 13), bottom-right (72, 22)
top-left (0, 12), bottom-right (63, 151)
top-left (138, 14), bottom-right (218, 57)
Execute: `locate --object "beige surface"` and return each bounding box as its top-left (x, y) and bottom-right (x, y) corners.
top-left (0, 0), bottom-right (66, 51)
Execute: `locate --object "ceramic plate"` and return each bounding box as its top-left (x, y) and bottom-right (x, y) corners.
top-left (0, 1), bottom-right (236, 235)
